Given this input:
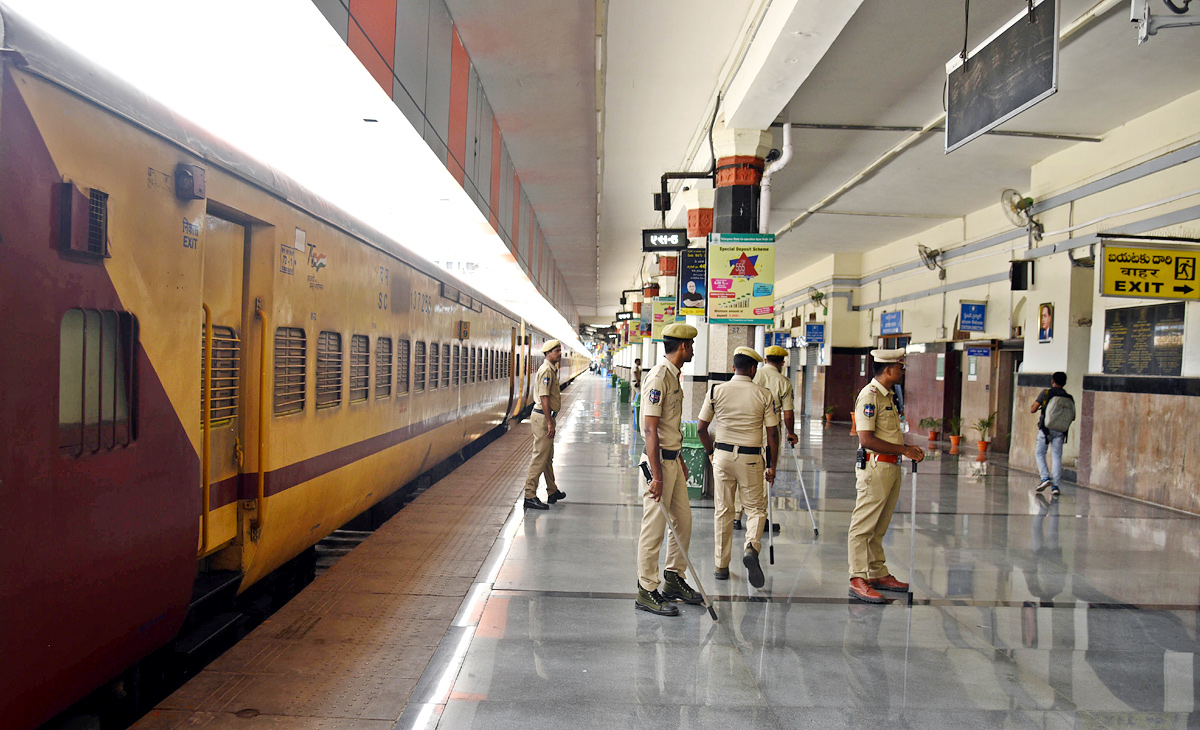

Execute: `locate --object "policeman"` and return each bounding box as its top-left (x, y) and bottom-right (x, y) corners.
top-left (697, 346), bottom-right (779, 588)
top-left (751, 344), bottom-right (798, 535)
top-left (523, 340), bottom-right (566, 510)
top-left (635, 322), bottom-right (704, 615)
top-left (848, 348), bottom-right (924, 603)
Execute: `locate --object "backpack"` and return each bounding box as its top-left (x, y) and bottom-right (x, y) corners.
top-left (1043, 392), bottom-right (1076, 433)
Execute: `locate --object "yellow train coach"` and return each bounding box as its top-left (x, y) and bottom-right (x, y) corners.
top-left (0, 8), bottom-right (585, 729)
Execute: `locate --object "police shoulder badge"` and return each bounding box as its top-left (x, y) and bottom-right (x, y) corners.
top-left (648, 388), bottom-right (661, 405)
top-left (542, 376), bottom-right (550, 385)
top-left (863, 403), bottom-right (875, 418)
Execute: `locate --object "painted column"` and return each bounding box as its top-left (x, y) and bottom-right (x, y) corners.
top-left (679, 187), bottom-right (714, 420)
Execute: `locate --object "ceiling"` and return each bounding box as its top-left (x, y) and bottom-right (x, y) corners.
top-left (445, 0), bottom-right (1200, 322)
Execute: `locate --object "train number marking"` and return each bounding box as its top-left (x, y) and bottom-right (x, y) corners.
top-left (411, 291), bottom-right (432, 314)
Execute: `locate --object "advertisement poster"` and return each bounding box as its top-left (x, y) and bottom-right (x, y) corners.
top-left (707, 233), bottom-right (775, 324)
top-left (678, 248), bottom-right (707, 316)
top-left (635, 306), bottom-right (649, 343)
top-left (651, 297), bottom-right (677, 342)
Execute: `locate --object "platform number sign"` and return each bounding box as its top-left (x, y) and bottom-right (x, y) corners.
top-left (457, 320), bottom-right (470, 340)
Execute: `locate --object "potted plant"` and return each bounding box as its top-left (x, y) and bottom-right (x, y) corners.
top-left (945, 416), bottom-right (962, 447)
top-left (972, 411), bottom-right (998, 453)
top-left (824, 405), bottom-right (836, 424)
top-left (918, 416), bottom-right (943, 441)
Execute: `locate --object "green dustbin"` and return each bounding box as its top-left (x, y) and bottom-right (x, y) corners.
top-left (680, 421), bottom-right (706, 500)
top-left (617, 380), bottom-right (631, 403)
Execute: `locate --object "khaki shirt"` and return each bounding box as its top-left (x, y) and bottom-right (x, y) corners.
top-left (534, 359), bottom-right (561, 412)
top-left (854, 378), bottom-right (903, 449)
top-left (753, 363), bottom-right (794, 415)
top-left (698, 375), bottom-right (779, 447)
top-left (641, 358), bottom-right (684, 450)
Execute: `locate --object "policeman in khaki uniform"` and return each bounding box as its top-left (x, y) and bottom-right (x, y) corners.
top-left (523, 340), bottom-right (566, 510)
top-left (750, 344), bottom-right (798, 535)
top-left (848, 348), bottom-right (924, 603)
top-left (697, 346), bottom-right (779, 588)
top-left (634, 323), bottom-right (704, 616)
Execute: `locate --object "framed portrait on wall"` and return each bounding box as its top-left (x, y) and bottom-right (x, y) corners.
top-left (1038, 302), bottom-right (1054, 343)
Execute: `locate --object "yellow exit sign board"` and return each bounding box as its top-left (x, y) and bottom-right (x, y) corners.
top-left (1100, 239), bottom-right (1199, 300)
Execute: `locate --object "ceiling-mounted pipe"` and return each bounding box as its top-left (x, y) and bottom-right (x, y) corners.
top-left (760, 122), bottom-right (792, 232)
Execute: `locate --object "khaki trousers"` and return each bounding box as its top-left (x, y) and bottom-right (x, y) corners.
top-left (523, 412), bottom-right (558, 499)
top-left (712, 451), bottom-right (766, 569)
top-left (847, 460), bottom-right (902, 579)
top-left (636, 457), bottom-right (691, 591)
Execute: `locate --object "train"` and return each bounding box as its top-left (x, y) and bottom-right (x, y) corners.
top-left (0, 7), bottom-right (587, 729)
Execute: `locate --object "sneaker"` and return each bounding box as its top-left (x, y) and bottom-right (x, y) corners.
top-left (547, 489), bottom-right (566, 504)
top-left (743, 545), bottom-right (765, 588)
top-left (634, 585), bottom-right (679, 616)
top-left (1035, 479), bottom-right (1052, 493)
top-left (1050, 484), bottom-right (1061, 496)
top-left (523, 497), bottom-right (549, 510)
top-left (661, 570), bottom-right (704, 605)
top-left (714, 567), bottom-right (730, 580)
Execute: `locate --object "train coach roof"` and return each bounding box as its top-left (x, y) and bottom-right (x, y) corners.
top-left (0, 3), bottom-right (535, 334)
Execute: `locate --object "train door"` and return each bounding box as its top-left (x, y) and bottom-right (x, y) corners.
top-left (507, 326), bottom-right (517, 417)
top-left (199, 212), bottom-right (247, 556)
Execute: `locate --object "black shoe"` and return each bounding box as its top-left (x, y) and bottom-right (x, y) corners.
top-left (772, 522), bottom-right (781, 534)
top-left (661, 570), bottom-right (704, 605)
top-left (635, 586), bottom-right (679, 616)
top-left (1050, 485), bottom-right (1061, 497)
top-left (1036, 479), bottom-right (1052, 493)
top-left (547, 489), bottom-right (566, 504)
top-left (743, 546), bottom-right (765, 588)
top-left (733, 519), bottom-right (743, 531)
top-left (761, 520), bottom-right (782, 535)
top-left (714, 567), bottom-right (730, 580)
top-left (523, 497), bottom-right (549, 510)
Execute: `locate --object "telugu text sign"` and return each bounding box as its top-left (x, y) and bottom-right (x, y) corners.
top-left (1100, 240), bottom-right (1199, 301)
top-left (707, 234), bottom-right (775, 325)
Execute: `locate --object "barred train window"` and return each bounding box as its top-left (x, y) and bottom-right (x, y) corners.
top-left (316, 331), bottom-right (343, 408)
top-left (201, 325), bottom-right (240, 425)
top-left (376, 337), bottom-right (392, 398)
top-left (414, 341), bottom-right (426, 393)
top-left (397, 339), bottom-right (410, 395)
top-left (470, 347), bottom-right (476, 383)
top-left (59, 309), bottom-right (137, 455)
top-left (452, 345), bottom-right (460, 386)
top-left (429, 342), bottom-right (439, 390)
top-left (442, 344), bottom-right (450, 388)
top-left (349, 334), bottom-right (369, 402)
top-left (274, 327), bottom-right (306, 415)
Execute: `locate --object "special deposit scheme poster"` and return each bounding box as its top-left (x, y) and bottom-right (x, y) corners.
top-left (707, 233), bottom-right (775, 325)
top-left (651, 297), bottom-right (677, 342)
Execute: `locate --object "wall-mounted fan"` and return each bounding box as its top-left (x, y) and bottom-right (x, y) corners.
top-left (808, 287), bottom-right (827, 316)
top-left (1001, 189), bottom-right (1043, 243)
top-left (917, 244), bottom-right (946, 280)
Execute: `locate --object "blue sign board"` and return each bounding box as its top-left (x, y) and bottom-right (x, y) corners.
top-left (880, 311), bottom-right (903, 336)
top-left (769, 332), bottom-right (788, 347)
top-left (805, 323), bottom-right (825, 344)
top-left (967, 347), bottom-right (991, 357)
top-left (960, 301), bottom-right (987, 332)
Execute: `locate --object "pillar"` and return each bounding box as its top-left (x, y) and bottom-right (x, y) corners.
top-left (679, 188), bottom-right (714, 420)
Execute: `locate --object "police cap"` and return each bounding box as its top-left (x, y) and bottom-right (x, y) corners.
top-left (764, 345), bottom-right (788, 358)
top-left (661, 323), bottom-right (698, 340)
top-left (541, 339), bottom-right (562, 353)
top-left (870, 347), bottom-right (906, 363)
top-left (733, 346), bottom-right (763, 362)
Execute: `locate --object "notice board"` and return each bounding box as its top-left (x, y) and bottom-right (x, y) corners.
top-left (1102, 302), bottom-right (1185, 377)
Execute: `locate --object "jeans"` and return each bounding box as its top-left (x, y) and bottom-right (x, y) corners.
top-left (1035, 429), bottom-right (1065, 485)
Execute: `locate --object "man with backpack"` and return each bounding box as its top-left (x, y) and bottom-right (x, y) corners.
top-left (1030, 371), bottom-right (1075, 496)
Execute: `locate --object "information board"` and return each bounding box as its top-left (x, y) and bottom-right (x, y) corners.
top-left (960, 301), bottom-right (987, 332)
top-left (880, 311), bottom-right (904, 336)
top-left (707, 233), bottom-right (775, 325)
top-left (678, 248), bottom-right (707, 316)
top-left (1102, 302), bottom-right (1184, 376)
top-left (805, 323), bottom-right (825, 344)
top-left (966, 347), bottom-right (991, 357)
top-left (1100, 239), bottom-right (1199, 301)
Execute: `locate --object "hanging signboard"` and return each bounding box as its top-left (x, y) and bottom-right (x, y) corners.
top-left (677, 248), bottom-right (707, 316)
top-left (880, 311), bottom-right (904, 336)
top-left (651, 297), bottom-right (677, 342)
top-left (615, 311), bottom-right (634, 321)
top-left (805, 323), bottom-right (825, 344)
top-left (642, 228), bottom-right (689, 252)
top-left (960, 301), bottom-right (987, 332)
top-left (707, 233), bottom-right (775, 325)
top-left (1099, 238), bottom-right (1199, 301)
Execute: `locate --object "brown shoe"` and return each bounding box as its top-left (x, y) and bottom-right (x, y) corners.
top-left (870, 574), bottom-right (909, 592)
top-left (849, 578), bottom-right (885, 603)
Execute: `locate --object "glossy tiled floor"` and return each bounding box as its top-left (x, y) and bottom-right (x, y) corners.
top-left (405, 373), bottom-right (1200, 730)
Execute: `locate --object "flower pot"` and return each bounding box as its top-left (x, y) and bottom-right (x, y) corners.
top-left (977, 440), bottom-right (989, 453)
top-left (927, 430), bottom-right (939, 441)
top-left (949, 443), bottom-right (960, 455)
top-left (948, 435), bottom-right (961, 447)
top-left (824, 414), bottom-right (833, 427)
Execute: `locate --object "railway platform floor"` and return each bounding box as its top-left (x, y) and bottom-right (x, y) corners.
top-left (135, 373), bottom-right (1200, 730)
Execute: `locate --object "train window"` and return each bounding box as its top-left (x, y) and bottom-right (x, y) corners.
top-left (273, 327), bottom-right (306, 416)
top-left (453, 345), bottom-right (460, 386)
top-left (349, 335), bottom-right (369, 403)
top-left (375, 337), bottom-right (392, 399)
top-left (429, 342), bottom-right (439, 390)
top-left (316, 331), bottom-right (343, 408)
top-left (414, 341), bottom-right (426, 393)
top-left (396, 339), bottom-right (410, 395)
top-left (470, 347), bottom-right (476, 383)
top-left (442, 344), bottom-right (450, 388)
top-left (59, 309), bottom-right (137, 455)
top-left (201, 324), bottom-right (240, 426)
top-left (461, 345), bottom-right (469, 384)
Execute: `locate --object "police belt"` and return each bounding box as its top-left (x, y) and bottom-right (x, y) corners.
top-left (659, 449), bottom-right (679, 460)
top-left (715, 442), bottom-right (761, 456)
top-left (532, 408), bottom-right (558, 418)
